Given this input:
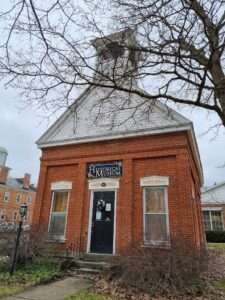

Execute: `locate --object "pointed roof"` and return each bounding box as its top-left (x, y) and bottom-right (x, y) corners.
top-left (37, 86), bottom-right (203, 184)
top-left (37, 86), bottom-right (192, 146)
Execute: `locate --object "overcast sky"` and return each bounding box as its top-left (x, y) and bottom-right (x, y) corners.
top-left (0, 83), bottom-right (224, 187)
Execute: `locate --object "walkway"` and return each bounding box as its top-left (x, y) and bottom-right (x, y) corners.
top-left (3, 277), bottom-right (92, 300)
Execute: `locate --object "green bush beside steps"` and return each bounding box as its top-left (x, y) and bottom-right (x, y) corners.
top-left (206, 231), bottom-right (225, 243)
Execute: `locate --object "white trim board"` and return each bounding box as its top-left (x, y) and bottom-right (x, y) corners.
top-left (37, 124), bottom-right (191, 148)
top-left (88, 178), bottom-right (120, 190)
top-left (140, 176), bottom-right (169, 187)
top-left (202, 207), bottom-right (223, 211)
top-left (51, 181), bottom-right (72, 190)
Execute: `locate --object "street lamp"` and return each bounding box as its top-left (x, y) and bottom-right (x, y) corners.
top-left (19, 203), bottom-right (28, 219)
top-left (10, 203), bottom-right (28, 275)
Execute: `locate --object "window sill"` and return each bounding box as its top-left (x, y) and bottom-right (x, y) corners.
top-left (142, 242), bottom-right (171, 249)
top-left (47, 238), bottom-right (66, 244)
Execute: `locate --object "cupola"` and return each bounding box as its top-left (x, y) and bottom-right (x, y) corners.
top-left (92, 28), bottom-right (140, 85)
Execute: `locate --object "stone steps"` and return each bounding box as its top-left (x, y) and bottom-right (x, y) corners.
top-left (71, 254), bottom-right (111, 277)
top-left (74, 259), bottom-right (109, 270)
top-left (81, 253), bottom-right (113, 262)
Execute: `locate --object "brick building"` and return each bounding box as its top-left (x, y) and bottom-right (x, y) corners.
top-left (0, 147), bottom-right (36, 225)
top-left (34, 30), bottom-right (205, 255)
top-left (202, 182), bottom-right (225, 232)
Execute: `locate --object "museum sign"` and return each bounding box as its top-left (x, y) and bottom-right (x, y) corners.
top-left (87, 161), bottom-right (122, 178)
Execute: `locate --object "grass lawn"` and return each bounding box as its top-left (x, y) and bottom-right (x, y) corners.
top-left (215, 277), bottom-right (225, 290)
top-left (208, 243), bottom-right (225, 250)
top-left (65, 292), bottom-right (112, 300)
top-left (0, 259), bottom-right (62, 298)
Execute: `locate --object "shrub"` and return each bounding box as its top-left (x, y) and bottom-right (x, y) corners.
top-left (0, 258), bottom-right (62, 298)
top-left (106, 240), bottom-right (208, 297)
top-left (206, 231), bottom-right (225, 243)
top-left (0, 224), bottom-right (56, 269)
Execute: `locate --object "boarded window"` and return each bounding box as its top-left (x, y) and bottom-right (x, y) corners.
top-left (48, 191), bottom-right (69, 240)
top-left (144, 187), bottom-right (169, 244)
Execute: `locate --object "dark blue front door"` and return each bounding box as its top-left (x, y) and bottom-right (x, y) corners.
top-left (90, 191), bottom-right (115, 254)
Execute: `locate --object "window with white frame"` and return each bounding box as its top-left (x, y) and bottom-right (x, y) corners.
top-left (3, 192), bottom-right (10, 202)
top-left (27, 195), bottom-right (32, 204)
top-left (203, 210), bottom-right (224, 231)
top-left (48, 190), bottom-right (69, 240)
top-left (16, 194), bottom-right (21, 203)
top-left (141, 176), bottom-right (170, 245)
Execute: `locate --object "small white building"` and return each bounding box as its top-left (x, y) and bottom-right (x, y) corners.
top-left (202, 182), bottom-right (225, 231)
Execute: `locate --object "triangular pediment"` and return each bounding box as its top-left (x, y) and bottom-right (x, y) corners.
top-left (37, 87), bottom-right (192, 147)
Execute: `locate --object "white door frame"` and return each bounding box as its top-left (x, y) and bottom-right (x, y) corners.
top-left (87, 178), bottom-right (119, 255)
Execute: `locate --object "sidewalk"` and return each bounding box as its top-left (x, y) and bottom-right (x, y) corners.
top-left (3, 277), bottom-right (92, 300)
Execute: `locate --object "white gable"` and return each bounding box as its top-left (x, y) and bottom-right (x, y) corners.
top-left (36, 86), bottom-right (203, 185)
top-left (37, 87), bottom-right (192, 146)
top-left (202, 182), bottom-right (225, 204)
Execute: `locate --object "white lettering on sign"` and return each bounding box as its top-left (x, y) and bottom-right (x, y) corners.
top-left (88, 162), bottom-right (122, 178)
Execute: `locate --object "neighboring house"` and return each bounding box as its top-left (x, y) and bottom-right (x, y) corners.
top-left (0, 147), bottom-right (36, 225)
top-left (34, 29), bottom-right (205, 256)
top-left (202, 182), bottom-right (225, 231)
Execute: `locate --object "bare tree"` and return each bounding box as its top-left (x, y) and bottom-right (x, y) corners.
top-left (0, 0), bottom-right (225, 126)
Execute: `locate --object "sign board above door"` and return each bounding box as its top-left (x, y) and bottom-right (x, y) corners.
top-left (87, 161), bottom-right (122, 178)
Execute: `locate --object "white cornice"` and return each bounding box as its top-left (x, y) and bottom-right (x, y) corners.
top-left (37, 124), bottom-right (204, 186)
top-left (37, 123), bottom-right (191, 148)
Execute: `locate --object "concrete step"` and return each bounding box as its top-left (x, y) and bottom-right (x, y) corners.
top-left (74, 259), bottom-right (109, 270)
top-left (81, 253), bottom-right (113, 262)
top-left (76, 267), bottom-right (101, 275)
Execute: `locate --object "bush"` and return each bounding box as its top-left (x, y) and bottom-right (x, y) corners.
top-left (206, 231), bottom-right (225, 243)
top-left (0, 258), bottom-right (62, 298)
top-left (0, 224), bottom-right (56, 269)
top-left (106, 240), bottom-right (208, 297)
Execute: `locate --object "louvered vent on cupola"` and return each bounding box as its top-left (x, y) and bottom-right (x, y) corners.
top-left (92, 28), bottom-right (140, 85)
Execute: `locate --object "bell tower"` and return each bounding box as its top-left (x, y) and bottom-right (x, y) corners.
top-left (92, 28), bottom-right (140, 86)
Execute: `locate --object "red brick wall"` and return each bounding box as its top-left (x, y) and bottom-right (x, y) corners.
top-left (34, 131), bottom-right (204, 254)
